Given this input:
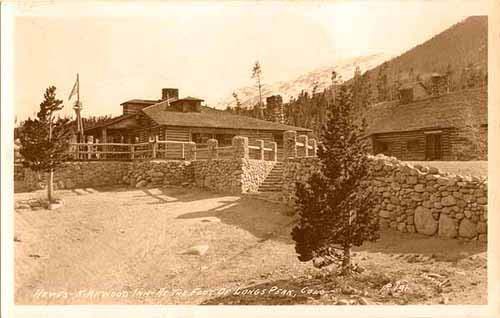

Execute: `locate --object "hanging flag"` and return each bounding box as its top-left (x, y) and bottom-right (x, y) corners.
top-left (68, 75), bottom-right (79, 101)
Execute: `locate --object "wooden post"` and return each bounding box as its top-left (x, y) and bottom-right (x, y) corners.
top-left (87, 136), bottom-right (94, 160)
top-left (270, 141), bottom-right (278, 161)
top-left (191, 142), bottom-right (196, 161)
top-left (101, 127), bottom-right (107, 160)
top-left (309, 138), bottom-right (318, 157)
top-left (150, 136), bottom-right (157, 159)
top-left (181, 143), bottom-right (185, 159)
top-left (70, 134), bottom-right (77, 160)
top-left (130, 144), bottom-right (135, 160)
top-left (207, 139), bottom-right (218, 159)
top-left (256, 139), bottom-right (264, 160)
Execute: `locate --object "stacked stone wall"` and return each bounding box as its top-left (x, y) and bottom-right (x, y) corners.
top-left (282, 154), bottom-right (487, 241)
top-left (122, 160), bottom-right (194, 188)
top-left (18, 161), bottom-right (131, 191)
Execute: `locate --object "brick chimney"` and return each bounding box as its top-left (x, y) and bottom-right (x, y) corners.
top-left (162, 88), bottom-right (179, 101)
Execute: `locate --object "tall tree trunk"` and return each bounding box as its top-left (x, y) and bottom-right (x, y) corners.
top-left (342, 243), bottom-right (351, 275)
top-left (47, 169), bottom-right (54, 203)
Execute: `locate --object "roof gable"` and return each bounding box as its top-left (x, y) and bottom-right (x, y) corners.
top-left (141, 103), bottom-right (311, 132)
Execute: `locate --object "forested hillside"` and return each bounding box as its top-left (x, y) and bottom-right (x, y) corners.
top-left (232, 16), bottom-right (488, 137)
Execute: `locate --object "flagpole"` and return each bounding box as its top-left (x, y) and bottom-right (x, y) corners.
top-left (74, 73), bottom-right (84, 142)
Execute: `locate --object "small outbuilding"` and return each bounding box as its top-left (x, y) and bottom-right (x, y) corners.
top-left (365, 87), bottom-right (487, 161)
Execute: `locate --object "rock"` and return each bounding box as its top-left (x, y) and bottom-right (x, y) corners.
top-left (152, 171), bottom-right (164, 178)
top-left (16, 203), bottom-right (30, 210)
top-left (428, 167), bottom-right (439, 174)
top-left (439, 295), bottom-right (449, 304)
top-left (336, 299), bottom-right (350, 305)
top-left (438, 215), bottom-right (457, 238)
top-left (455, 213), bottom-right (464, 220)
top-left (397, 222), bottom-right (406, 232)
top-left (358, 297), bottom-right (370, 305)
top-left (414, 206), bottom-right (438, 235)
top-left (391, 182), bottom-right (401, 191)
top-left (406, 215), bottom-right (414, 225)
top-left (477, 197), bottom-right (487, 205)
top-left (459, 219), bottom-right (477, 239)
top-left (341, 286), bottom-right (357, 295)
top-left (181, 244), bottom-right (209, 256)
top-left (441, 195), bottom-right (456, 207)
top-left (464, 210), bottom-right (472, 218)
top-left (48, 202), bottom-right (64, 210)
top-left (476, 222), bottom-right (487, 234)
top-left (406, 225), bottom-right (415, 233)
top-left (414, 184), bottom-right (425, 192)
top-left (136, 180), bottom-right (148, 188)
top-left (406, 175), bottom-right (418, 185)
top-left (379, 210), bottom-right (390, 218)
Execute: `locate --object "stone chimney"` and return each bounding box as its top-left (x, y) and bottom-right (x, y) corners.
top-left (266, 95), bottom-right (284, 124)
top-left (162, 88), bottom-right (179, 101)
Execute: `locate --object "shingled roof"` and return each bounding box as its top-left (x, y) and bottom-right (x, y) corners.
top-left (142, 103), bottom-right (311, 132)
top-left (119, 99), bottom-right (159, 106)
top-left (365, 87), bottom-right (487, 135)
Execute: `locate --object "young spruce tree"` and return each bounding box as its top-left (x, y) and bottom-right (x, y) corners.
top-left (19, 86), bottom-right (71, 202)
top-left (291, 78), bottom-right (380, 275)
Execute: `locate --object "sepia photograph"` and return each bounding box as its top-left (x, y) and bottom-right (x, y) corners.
top-left (1, 0), bottom-right (499, 317)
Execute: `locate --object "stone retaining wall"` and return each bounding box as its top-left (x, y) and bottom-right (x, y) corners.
top-left (15, 158), bottom-right (277, 195)
top-left (122, 160), bottom-right (194, 188)
top-left (282, 155), bottom-right (488, 241)
top-left (192, 159), bottom-right (276, 194)
top-left (17, 161), bottom-right (131, 191)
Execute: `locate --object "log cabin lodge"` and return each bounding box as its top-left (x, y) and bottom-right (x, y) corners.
top-left (83, 88), bottom-right (311, 160)
top-left (364, 86), bottom-right (487, 161)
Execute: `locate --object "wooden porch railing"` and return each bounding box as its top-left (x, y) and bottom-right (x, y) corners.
top-left (68, 138), bottom-right (197, 161)
top-left (66, 133), bottom-right (316, 162)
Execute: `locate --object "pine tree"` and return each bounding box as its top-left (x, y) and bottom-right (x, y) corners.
top-left (376, 63), bottom-right (389, 102)
top-left (291, 81), bottom-right (380, 275)
top-left (19, 86), bottom-right (71, 202)
top-left (251, 61), bottom-right (264, 119)
top-left (232, 92), bottom-right (242, 114)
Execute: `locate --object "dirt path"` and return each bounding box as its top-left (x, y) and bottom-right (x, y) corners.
top-left (14, 187), bottom-right (486, 305)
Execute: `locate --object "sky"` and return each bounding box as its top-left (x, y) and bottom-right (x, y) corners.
top-left (13, 0), bottom-right (489, 121)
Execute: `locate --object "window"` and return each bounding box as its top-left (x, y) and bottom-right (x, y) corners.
top-left (425, 133), bottom-right (442, 160)
top-left (406, 139), bottom-right (420, 153)
top-left (192, 133), bottom-right (214, 144)
top-left (273, 133), bottom-right (284, 146)
top-left (215, 134), bottom-right (234, 146)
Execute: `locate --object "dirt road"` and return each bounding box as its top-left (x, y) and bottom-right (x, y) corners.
top-left (14, 186), bottom-right (487, 305)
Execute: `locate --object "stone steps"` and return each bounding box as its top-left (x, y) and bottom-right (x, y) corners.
top-left (258, 162), bottom-right (285, 193)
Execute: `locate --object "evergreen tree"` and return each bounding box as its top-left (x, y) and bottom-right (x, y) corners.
top-left (232, 92), bottom-right (242, 114)
top-left (291, 81), bottom-right (380, 275)
top-left (376, 63), bottom-right (389, 102)
top-left (19, 86), bottom-right (71, 202)
top-left (251, 61), bottom-right (264, 119)
top-left (445, 63), bottom-right (453, 92)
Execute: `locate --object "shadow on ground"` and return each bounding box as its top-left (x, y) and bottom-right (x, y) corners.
top-left (175, 195), bottom-right (295, 244)
top-left (354, 230), bottom-right (486, 262)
